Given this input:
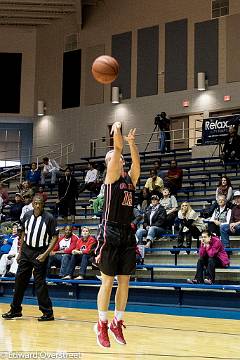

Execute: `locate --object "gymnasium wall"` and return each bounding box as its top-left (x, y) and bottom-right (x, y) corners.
top-left (1, 1), bottom-right (240, 163)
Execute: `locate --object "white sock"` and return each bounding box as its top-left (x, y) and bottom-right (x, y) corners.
top-left (114, 310), bottom-right (124, 321)
top-left (98, 311), bottom-right (108, 322)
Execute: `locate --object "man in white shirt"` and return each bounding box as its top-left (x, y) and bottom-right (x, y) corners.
top-left (20, 193), bottom-right (34, 221)
top-left (40, 157), bottom-right (60, 186)
top-left (79, 162), bottom-right (99, 195)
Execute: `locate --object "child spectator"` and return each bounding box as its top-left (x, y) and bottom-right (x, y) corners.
top-left (187, 230), bottom-right (229, 285)
top-left (62, 227), bottom-right (97, 280)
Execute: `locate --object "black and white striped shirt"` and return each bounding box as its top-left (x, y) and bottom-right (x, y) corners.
top-left (22, 210), bottom-right (59, 248)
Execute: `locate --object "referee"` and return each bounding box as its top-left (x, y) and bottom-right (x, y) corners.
top-left (2, 195), bottom-right (59, 321)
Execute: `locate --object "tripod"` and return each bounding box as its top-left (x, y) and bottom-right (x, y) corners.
top-left (144, 124), bottom-right (158, 153)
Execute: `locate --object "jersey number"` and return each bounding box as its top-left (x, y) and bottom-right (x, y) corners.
top-left (122, 191), bottom-right (133, 207)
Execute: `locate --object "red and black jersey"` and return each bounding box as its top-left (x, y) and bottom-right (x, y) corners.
top-left (102, 175), bottom-right (135, 225)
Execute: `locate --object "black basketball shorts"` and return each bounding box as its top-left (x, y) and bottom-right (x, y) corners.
top-left (95, 221), bottom-right (136, 276)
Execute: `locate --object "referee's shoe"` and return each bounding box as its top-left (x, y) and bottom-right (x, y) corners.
top-left (2, 310), bottom-right (22, 319)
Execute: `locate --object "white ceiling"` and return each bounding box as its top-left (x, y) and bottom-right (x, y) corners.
top-left (0, 0), bottom-right (77, 26)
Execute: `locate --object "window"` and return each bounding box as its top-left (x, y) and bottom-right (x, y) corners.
top-left (212, 0), bottom-right (229, 18)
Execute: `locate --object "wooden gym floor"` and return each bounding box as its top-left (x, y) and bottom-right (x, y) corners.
top-left (0, 303), bottom-right (239, 360)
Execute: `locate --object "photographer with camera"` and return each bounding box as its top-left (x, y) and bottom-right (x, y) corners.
top-left (154, 112), bottom-right (171, 153)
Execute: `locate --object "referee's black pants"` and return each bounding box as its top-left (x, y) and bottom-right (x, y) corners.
top-left (11, 242), bottom-right (53, 315)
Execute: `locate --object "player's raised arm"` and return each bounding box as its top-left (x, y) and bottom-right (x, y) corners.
top-left (105, 122), bottom-right (123, 184)
top-left (125, 128), bottom-right (140, 188)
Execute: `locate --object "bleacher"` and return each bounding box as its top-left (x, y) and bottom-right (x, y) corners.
top-left (1, 147), bottom-right (240, 309)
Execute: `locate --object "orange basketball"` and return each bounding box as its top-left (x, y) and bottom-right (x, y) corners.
top-left (92, 55), bottom-right (119, 84)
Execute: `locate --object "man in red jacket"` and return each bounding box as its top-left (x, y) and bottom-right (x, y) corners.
top-left (47, 225), bottom-right (78, 278)
top-left (63, 227), bottom-right (97, 280)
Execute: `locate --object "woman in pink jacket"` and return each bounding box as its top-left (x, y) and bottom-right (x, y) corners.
top-left (187, 230), bottom-right (230, 285)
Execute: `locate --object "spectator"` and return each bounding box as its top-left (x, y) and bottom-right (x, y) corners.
top-left (18, 180), bottom-right (34, 199)
top-left (40, 157), bottom-right (60, 186)
top-left (154, 112), bottom-right (171, 153)
top-left (20, 193), bottom-right (34, 221)
top-left (187, 230), bottom-right (229, 285)
top-left (35, 186), bottom-right (48, 203)
top-left (62, 227), bottom-right (97, 280)
top-left (9, 193), bottom-right (24, 222)
top-left (208, 195), bottom-right (231, 237)
top-left (90, 183), bottom-right (104, 218)
top-left (220, 190), bottom-right (240, 249)
top-left (25, 162), bottom-right (41, 187)
top-left (159, 187), bottom-right (178, 229)
top-left (79, 162), bottom-right (99, 195)
top-left (177, 202), bottom-right (205, 252)
top-left (153, 160), bottom-right (168, 179)
top-left (0, 225), bottom-right (20, 277)
top-left (136, 194), bottom-right (167, 248)
top-left (137, 187), bottom-right (150, 210)
top-left (164, 160), bottom-right (183, 195)
top-left (0, 224), bottom-right (18, 257)
top-left (216, 176), bottom-right (233, 203)
top-left (222, 126), bottom-right (240, 163)
top-left (131, 206), bottom-right (143, 233)
top-left (144, 169), bottom-right (164, 197)
top-left (57, 167), bottom-right (78, 223)
top-left (47, 225), bottom-right (78, 278)
top-left (0, 182), bottom-right (9, 205)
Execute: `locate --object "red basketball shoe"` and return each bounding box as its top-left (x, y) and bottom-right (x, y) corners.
top-left (94, 320), bottom-right (110, 348)
top-left (109, 318), bottom-right (126, 345)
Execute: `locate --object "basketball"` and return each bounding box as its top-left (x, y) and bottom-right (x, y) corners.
top-left (92, 55), bottom-right (119, 84)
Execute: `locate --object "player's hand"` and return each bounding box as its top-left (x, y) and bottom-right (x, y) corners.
top-left (125, 128), bottom-right (136, 144)
top-left (110, 122), bottom-right (122, 135)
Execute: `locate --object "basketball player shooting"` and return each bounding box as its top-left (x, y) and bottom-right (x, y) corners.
top-left (94, 121), bottom-right (140, 348)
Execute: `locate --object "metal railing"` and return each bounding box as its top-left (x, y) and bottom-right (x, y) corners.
top-left (89, 127), bottom-right (202, 157)
top-left (0, 143), bottom-right (74, 184)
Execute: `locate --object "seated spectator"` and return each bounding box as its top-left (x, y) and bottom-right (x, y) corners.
top-left (159, 187), bottom-right (178, 229)
top-left (62, 227), bottom-right (97, 280)
top-left (9, 193), bottom-right (24, 222)
top-left (222, 125), bottom-right (240, 164)
top-left (57, 167), bottom-right (78, 223)
top-left (0, 224), bottom-right (18, 257)
top-left (18, 180), bottom-right (34, 198)
top-left (153, 159), bottom-right (168, 179)
top-left (47, 225), bottom-right (78, 278)
top-left (164, 160), bottom-right (183, 195)
top-left (220, 190), bottom-right (240, 250)
top-left (131, 206), bottom-right (143, 233)
top-left (25, 162), bottom-right (41, 187)
top-left (187, 230), bottom-right (229, 285)
top-left (35, 186), bottom-right (48, 203)
top-left (206, 176), bottom-right (234, 217)
top-left (137, 187), bottom-right (150, 210)
top-left (90, 183), bottom-right (104, 218)
top-left (208, 195), bottom-right (231, 237)
top-left (136, 194), bottom-right (167, 248)
top-left (177, 202), bottom-right (205, 252)
top-left (144, 169), bottom-right (164, 197)
top-left (20, 193), bottom-right (34, 221)
top-left (0, 182), bottom-right (9, 206)
top-left (40, 156), bottom-right (60, 186)
top-left (79, 162), bottom-right (99, 195)
top-left (0, 224), bottom-right (20, 277)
